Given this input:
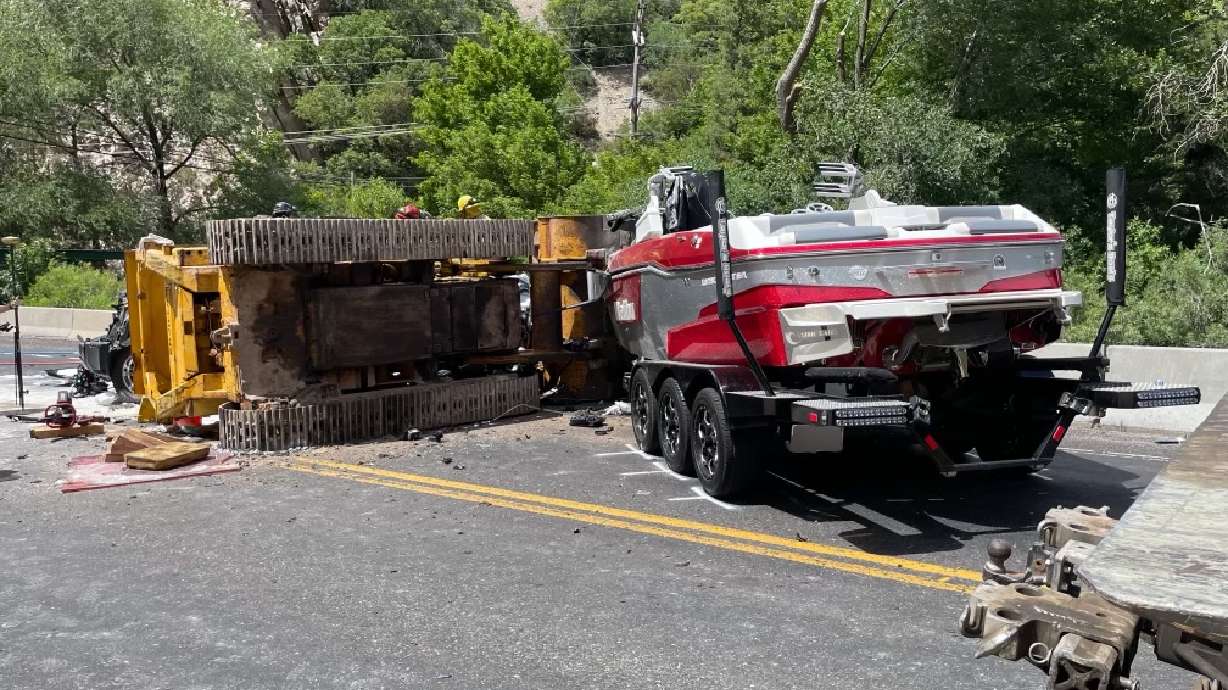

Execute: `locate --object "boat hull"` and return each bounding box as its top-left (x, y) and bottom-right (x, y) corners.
top-left (608, 232), bottom-right (1068, 367)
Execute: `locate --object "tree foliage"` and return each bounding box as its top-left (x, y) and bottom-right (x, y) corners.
top-left (0, 0), bottom-right (274, 238)
top-left (23, 261), bottom-right (123, 310)
top-left (0, 0), bottom-right (1226, 345)
top-left (412, 18), bottom-right (589, 217)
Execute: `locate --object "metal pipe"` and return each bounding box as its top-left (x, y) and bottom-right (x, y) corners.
top-left (6, 244), bottom-right (22, 409)
top-left (1088, 303), bottom-right (1116, 363)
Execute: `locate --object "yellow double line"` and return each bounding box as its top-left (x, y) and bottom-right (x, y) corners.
top-left (283, 458), bottom-right (980, 594)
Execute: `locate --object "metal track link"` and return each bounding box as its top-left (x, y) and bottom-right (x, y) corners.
top-left (206, 218), bottom-right (535, 266)
top-left (218, 374), bottom-right (539, 451)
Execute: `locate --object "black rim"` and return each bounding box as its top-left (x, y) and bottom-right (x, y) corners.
top-left (661, 393), bottom-right (682, 457)
top-left (121, 354), bottom-right (135, 392)
top-left (694, 404), bottom-right (719, 480)
top-left (632, 380), bottom-right (651, 440)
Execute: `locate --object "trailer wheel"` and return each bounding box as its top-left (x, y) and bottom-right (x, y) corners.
top-left (109, 349), bottom-right (137, 404)
top-left (630, 369), bottom-right (660, 454)
top-left (690, 388), bottom-right (758, 499)
top-left (656, 378), bottom-right (692, 474)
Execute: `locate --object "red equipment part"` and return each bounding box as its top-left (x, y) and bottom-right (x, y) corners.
top-left (42, 391), bottom-right (79, 428)
top-left (394, 203), bottom-right (424, 220)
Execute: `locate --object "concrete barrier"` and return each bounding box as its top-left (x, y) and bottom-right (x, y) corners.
top-left (1036, 342), bottom-right (1228, 433)
top-left (0, 307), bottom-right (113, 339)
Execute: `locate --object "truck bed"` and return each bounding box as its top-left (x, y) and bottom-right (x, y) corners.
top-left (1080, 396), bottom-right (1228, 639)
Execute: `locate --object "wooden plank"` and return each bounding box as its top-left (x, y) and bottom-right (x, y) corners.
top-left (30, 423), bottom-right (105, 439)
top-left (105, 429), bottom-right (178, 463)
top-left (125, 441), bottom-right (211, 471)
top-left (1081, 395), bottom-right (1228, 637)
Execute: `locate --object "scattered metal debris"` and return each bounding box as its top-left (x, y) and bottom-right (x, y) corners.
top-left (569, 411), bottom-right (606, 428)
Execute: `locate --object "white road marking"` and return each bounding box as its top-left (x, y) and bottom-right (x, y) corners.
top-left (1061, 447), bottom-right (1168, 462)
top-left (769, 471), bottom-right (919, 535)
top-left (672, 486), bottom-right (740, 511)
top-left (620, 468), bottom-right (669, 476)
top-left (650, 461), bottom-right (694, 481)
top-left (595, 444), bottom-right (659, 460)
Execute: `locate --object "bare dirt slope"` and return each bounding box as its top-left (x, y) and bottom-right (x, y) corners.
top-left (511, 0), bottom-right (655, 140)
top-left (511, 0), bottom-right (546, 23)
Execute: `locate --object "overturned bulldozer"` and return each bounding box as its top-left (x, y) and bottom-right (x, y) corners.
top-left (128, 217), bottom-right (542, 451)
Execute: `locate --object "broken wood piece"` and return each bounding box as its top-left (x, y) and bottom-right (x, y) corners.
top-left (29, 423), bottom-right (105, 439)
top-left (105, 429), bottom-right (178, 463)
top-left (125, 442), bottom-right (211, 471)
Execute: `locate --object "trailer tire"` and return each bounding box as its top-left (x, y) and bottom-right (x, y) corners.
top-left (690, 388), bottom-right (759, 499)
top-left (630, 369), bottom-right (660, 455)
top-left (109, 349), bottom-right (137, 404)
top-left (656, 378), bottom-right (692, 474)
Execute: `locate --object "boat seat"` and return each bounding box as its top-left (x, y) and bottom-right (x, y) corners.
top-left (788, 225), bottom-right (889, 243)
top-left (937, 206), bottom-right (1005, 222)
top-left (766, 211), bottom-right (858, 232)
top-left (762, 212), bottom-right (888, 243)
top-left (965, 219), bottom-right (1040, 235)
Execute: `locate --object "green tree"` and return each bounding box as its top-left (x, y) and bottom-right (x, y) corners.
top-left (283, 1), bottom-right (514, 184)
top-left (23, 261), bottom-right (123, 310)
top-left (0, 0), bottom-right (275, 237)
top-left (899, 0), bottom-right (1196, 237)
top-left (301, 178), bottom-right (408, 218)
top-left (544, 0), bottom-right (681, 67)
top-left (413, 18), bottom-right (590, 217)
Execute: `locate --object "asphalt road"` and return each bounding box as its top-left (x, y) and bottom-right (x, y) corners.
top-left (0, 335), bottom-right (81, 371)
top-left (0, 409), bottom-right (1196, 689)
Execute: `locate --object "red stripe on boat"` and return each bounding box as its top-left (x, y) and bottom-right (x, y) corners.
top-left (607, 231), bottom-right (1063, 273)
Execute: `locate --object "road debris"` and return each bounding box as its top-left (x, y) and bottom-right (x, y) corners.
top-left (106, 429), bottom-right (179, 463)
top-left (60, 451), bottom-right (237, 493)
top-left (569, 411), bottom-right (605, 428)
top-left (603, 401), bottom-right (631, 416)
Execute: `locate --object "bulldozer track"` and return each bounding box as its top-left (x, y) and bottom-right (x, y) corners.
top-left (218, 374), bottom-right (540, 451)
top-left (206, 218), bottom-right (535, 265)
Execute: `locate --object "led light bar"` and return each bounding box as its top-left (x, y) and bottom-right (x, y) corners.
top-left (794, 398), bottom-right (911, 427)
top-left (1078, 382), bottom-right (1201, 409)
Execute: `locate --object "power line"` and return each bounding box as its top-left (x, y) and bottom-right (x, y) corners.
top-left (277, 76), bottom-right (453, 91)
top-left (282, 122), bottom-right (421, 136)
top-left (290, 56), bottom-right (447, 69)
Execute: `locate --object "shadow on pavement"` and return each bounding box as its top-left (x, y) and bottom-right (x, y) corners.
top-left (750, 434), bottom-right (1146, 558)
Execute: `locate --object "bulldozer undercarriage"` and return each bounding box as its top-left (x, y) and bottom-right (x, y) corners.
top-left (128, 217), bottom-right (569, 451)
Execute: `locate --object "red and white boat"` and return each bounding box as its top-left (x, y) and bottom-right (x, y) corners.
top-left (608, 165), bottom-right (1080, 371)
top-left (604, 165), bottom-right (1198, 498)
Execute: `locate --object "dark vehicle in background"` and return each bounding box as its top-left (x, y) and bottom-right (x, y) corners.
top-left (77, 293), bottom-right (135, 401)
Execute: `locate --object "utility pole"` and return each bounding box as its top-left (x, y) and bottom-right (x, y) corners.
top-left (2, 236), bottom-right (23, 410)
top-left (629, 0), bottom-right (647, 137)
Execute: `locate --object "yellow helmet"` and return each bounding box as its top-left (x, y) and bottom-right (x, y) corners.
top-left (457, 195), bottom-right (475, 211)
